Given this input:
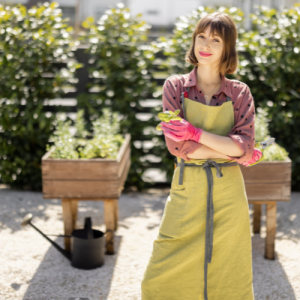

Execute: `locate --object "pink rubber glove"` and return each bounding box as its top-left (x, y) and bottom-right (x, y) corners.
top-left (240, 149), bottom-right (263, 166)
top-left (161, 119), bottom-right (203, 143)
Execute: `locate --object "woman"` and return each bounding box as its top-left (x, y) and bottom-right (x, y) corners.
top-left (141, 12), bottom-right (258, 300)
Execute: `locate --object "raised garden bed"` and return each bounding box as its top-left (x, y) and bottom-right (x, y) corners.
top-left (42, 133), bottom-right (131, 254)
top-left (240, 152), bottom-right (291, 259)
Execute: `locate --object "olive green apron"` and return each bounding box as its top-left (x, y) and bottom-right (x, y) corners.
top-left (141, 87), bottom-right (254, 300)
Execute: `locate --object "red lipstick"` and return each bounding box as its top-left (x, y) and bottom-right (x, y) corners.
top-left (200, 52), bottom-right (212, 57)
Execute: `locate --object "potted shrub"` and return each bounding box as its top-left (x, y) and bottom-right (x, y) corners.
top-left (239, 107), bottom-right (291, 259)
top-left (42, 108), bottom-right (131, 254)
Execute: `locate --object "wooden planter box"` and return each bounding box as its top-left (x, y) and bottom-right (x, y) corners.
top-left (42, 133), bottom-right (131, 199)
top-left (41, 133), bottom-right (131, 254)
top-left (240, 155), bottom-right (292, 259)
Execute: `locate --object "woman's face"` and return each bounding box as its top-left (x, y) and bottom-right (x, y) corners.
top-left (194, 25), bottom-right (224, 68)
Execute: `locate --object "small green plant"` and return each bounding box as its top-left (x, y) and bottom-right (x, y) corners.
top-left (156, 109), bottom-right (182, 131)
top-left (46, 108), bottom-right (125, 159)
top-left (255, 107), bottom-right (289, 161)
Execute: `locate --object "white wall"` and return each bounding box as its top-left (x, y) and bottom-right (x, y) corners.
top-left (129, 0), bottom-right (203, 26)
top-left (1, 0), bottom-right (297, 27)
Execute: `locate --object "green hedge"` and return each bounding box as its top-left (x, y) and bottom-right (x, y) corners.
top-left (0, 2), bottom-right (81, 190)
top-left (1, 3), bottom-right (299, 191)
top-left (239, 4), bottom-right (300, 190)
top-left (77, 4), bottom-right (161, 190)
top-left (156, 5), bottom-right (300, 190)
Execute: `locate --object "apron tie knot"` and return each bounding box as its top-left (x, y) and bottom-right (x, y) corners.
top-left (203, 160), bottom-right (223, 178)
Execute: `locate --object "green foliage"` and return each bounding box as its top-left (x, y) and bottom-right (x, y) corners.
top-left (77, 3), bottom-right (160, 190)
top-left (46, 117), bottom-right (78, 159)
top-left (47, 108), bottom-right (125, 159)
top-left (156, 5), bottom-right (299, 189)
top-left (255, 107), bottom-right (270, 141)
top-left (237, 4), bottom-right (300, 186)
top-left (0, 2), bottom-right (82, 190)
top-left (263, 143), bottom-right (289, 161)
top-left (255, 107), bottom-right (289, 161)
top-left (156, 109), bottom-right (182, 130)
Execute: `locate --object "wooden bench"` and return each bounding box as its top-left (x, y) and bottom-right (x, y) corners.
top-left (174, 157), bottom-right (291, 259)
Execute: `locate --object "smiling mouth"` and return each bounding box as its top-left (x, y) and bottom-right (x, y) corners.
top-left (199, 52), bottom-right (212, 57)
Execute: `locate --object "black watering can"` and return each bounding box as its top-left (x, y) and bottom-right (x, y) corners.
top-left (21, 214), bottom-right (111, 270)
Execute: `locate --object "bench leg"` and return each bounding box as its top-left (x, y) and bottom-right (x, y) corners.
top-left (104, 199), bottom-right (115, 255)
top-left (113, 199), bottom-right (118, 231)
top-left (253, 204), bottom-right (261, 234)
top-left (62, 199), bottom-right (78, 253)
top-left (265, 202), bottom-right (277, 260)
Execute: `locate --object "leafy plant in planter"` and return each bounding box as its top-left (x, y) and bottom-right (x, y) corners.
top-left (46, 108), bottom-right (125, 159)
top-left (0, 2), bottom-right (82, 190)
top-left (255, 107), bottom-right (289, 162)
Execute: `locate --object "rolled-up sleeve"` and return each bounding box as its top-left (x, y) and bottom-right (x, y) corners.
top-left (227, 84), bottom-right (255, 163)
top-left (162, 77), bottom-right (202, 161)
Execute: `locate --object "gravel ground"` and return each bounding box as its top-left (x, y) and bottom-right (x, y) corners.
top-left (0, 186), bottom-right (299, 300)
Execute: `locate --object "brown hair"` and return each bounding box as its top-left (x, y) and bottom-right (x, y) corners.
top-left (185, 12), bottom-right (238, 76)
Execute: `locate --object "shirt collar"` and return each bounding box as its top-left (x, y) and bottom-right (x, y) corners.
top-left (183, 66), bottom-right (232, 98)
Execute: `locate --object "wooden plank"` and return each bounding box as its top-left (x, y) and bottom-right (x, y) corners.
top-left (42, 160), bottom-right (119, 181)
top-left (118, 156), bottom-right (131, 196)
top-left (116, 134), bottom-right (131, 162)
top-left (113, 199), bottom-right (118, 231)
top-left (253, 204), bottom-right (261, 234)
top-left (62, 199), bottom-right (75, 253)
top-left (265, 203), bottom-right (277, 259)
top-left (41, 134), bottom-right (131, 181)
top-left (245, 183), bottom-right (291, 201)
top-left (117, 141), bottom-right (131, 179)
top-left (104, 200), bottom-right (115, 254)
top-left (240, 159), bottom-right (291, 183)
top-left (71, 200), bottom-right (78, 230)
top-left (43, 179), bottom-right (120, 199)
top-left (249, 200), bottom-right (277, 204)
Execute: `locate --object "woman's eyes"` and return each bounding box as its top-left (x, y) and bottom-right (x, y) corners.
top-left (198, 35), bottom-right (219, 42)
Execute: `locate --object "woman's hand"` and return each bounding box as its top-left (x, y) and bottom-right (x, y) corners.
top-left (240, 149), bottom-right (263, 166)
top-left (161, 119), bottom-right (203, 143)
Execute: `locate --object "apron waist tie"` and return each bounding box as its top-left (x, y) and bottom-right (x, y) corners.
top-left (174, 157), bottom-right (239, 300)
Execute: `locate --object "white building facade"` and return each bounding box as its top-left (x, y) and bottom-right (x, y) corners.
top-left (0, 0), bottom-right (298, 30)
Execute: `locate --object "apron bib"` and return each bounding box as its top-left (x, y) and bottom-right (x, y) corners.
top-left (141, 87), bottom-right (254, 300)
